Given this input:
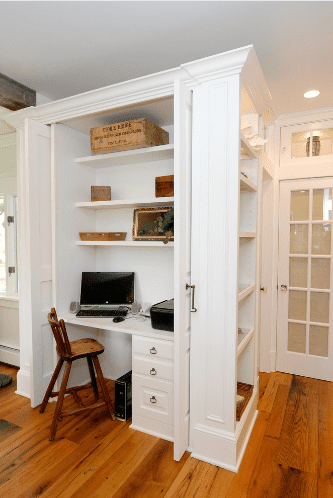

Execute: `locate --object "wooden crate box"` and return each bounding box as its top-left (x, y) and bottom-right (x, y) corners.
top-left (90, 118), bottom-right (169, 154)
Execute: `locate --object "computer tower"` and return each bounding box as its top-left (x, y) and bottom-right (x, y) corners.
top-left (115, 371), bottom-right (132, 421)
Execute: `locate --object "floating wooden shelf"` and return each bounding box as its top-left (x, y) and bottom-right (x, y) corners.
top-left (236, 382), bottom-right (254, 422)
top-left (239, 175), bottom-right (257, 192)
top-left (76, 240), bottom-right (174, 247)
top-left (76, 144), bottom-right (174, 168)
top-left (240, 133), bottom-right (259, 159)
top-left (238, 284), bottom-right (255, 302)
top-left (76, 197), bottom-right (175, 210)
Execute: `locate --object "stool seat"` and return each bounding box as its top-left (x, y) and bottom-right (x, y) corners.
top-left (40, 308), bottom-right (115, 441)
top-left (58, 338), bottom-right (105, 360)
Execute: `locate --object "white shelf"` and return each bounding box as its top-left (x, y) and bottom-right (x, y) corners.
top-left (240, 133), bottom-right (259, 159)
top-left (76, 240), bottom-right (174, 247)
top-left (76, 197), bottom-right (174, 210)
top-left (239, 231), bottom-right (256, 238)
top-left (75, 144), bottom-right (174, 168)
top-left (239, 175), bottom-right (257, 192)
top-left (263, 151), bottom-right (273, 180)
top-left (237, 328), bottom-right (254, 356)
top-left (238, 284), bottom-right (255, 302)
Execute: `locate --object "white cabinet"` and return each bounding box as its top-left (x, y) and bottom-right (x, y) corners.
top-left (279, 118), bottom-right (333, 180)
top-left (6, 44), bottom-right (275, 470)
top-left (132, 334), bottom-right (174, 440)
top-left (190, 46), bottom-right (274, 471)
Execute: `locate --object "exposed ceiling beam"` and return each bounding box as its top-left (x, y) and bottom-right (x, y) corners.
top-left (0, 72), bottom-right (36, 111)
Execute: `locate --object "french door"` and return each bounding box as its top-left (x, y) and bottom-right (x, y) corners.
top-left (277, 178), bottom-right (333, 381)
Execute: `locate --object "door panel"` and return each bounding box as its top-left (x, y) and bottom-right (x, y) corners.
top-left (173, 79), bottom-right (192, 460)
top-left (25, 119), bottom-right (53, 407)
top-left (277, 178), bottom-right (333, 381)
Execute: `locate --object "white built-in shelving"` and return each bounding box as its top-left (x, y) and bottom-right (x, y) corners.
top-left (240, 132), bottom-right (259, 160)
top-left (76, 240), bottom-right (174, 247)
top-left (238, 283), bottom-right (255, 302)
top-left (239, 175), bottom-right (257, 192)
top-left (75, 143), bottom-right (174, 168)
top-left (236, 89), bottom-right (262, 430)
top-left (237, 328), bottom-right (255, 356)
top-left (239, 231), bottom-right (256, 238)
top-left (76, 197), bottom-right (174, 210)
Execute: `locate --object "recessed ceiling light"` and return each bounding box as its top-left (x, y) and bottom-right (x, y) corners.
top-left (304, 90), bottom-right (320, 99)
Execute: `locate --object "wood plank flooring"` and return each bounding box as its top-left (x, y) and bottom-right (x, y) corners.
top-left (0, 363), bottom-right (331, 497)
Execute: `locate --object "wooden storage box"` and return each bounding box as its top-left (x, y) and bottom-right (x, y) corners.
top-left (79, 232), bottom-right (127, 241)
top-left (91, 186), bottom-right (111, 202)
top-left (155, 175), bottom-right (174, 198)
top-left (90, 118), bottom-right (169, 154)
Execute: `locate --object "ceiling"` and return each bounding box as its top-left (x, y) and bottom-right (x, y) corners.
top-left (1, 1), bottom-right (332, 118)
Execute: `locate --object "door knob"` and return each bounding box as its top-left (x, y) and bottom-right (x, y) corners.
top-left (281, 285), bottom-right (288, 292)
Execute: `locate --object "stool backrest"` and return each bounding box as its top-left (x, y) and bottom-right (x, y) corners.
top-left (47, 308), bottom-right (72, 357)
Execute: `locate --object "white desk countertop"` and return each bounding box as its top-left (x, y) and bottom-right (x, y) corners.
top-left (61, 313), bottom-right (175, 342)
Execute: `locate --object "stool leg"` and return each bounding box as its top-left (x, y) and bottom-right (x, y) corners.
top-left (87, 356), bottom-right (99, 401)
top-left (92, 356), bottom-right (115, 421)
top-left (49, 361), bottom-right (72, 441)
top-left (40, 358), bottom-right (64, 413)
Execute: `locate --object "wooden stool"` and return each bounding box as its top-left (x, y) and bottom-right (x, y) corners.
top-left (40, 308), bottom-right (115, 441)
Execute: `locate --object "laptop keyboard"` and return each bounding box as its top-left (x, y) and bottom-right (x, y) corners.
top-left (76, 309), bottom-right (128, 317)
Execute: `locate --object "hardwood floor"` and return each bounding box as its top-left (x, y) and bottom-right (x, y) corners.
top-left (0, 363), bottom-right (331, 497)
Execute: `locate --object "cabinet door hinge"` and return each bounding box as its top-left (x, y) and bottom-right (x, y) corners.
top-left (8, 267), bottom-right (15, 276)
top-left (7, 216), bottom-right (14, 226)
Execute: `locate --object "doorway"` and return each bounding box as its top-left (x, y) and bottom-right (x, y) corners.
top-left (277, 178), bottom-right (333, 381)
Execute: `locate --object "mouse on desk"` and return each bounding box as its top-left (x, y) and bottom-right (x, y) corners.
top-left (113, 316), bottom-right (125, 323)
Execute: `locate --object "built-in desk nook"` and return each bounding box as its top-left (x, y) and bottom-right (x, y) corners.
top-left (7, 44), bottom-right (275, 471)
top-left (61, 313), bottom-right (175, 441)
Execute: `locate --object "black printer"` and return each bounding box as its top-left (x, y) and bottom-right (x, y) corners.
top-left (150, 299), bottom-right (174, 332)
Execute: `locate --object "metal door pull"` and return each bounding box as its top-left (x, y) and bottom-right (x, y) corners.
top-left (186, 284), bottom-right (197, 312)
top-left (150, 396), bottom-right (157, 403)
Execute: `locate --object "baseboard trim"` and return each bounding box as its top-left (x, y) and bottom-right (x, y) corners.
top-left (131, 414), bottom-right (174, 442)
top-left (0, 344), bottom-right (20, 367)
top-left (190, 452), bottom-right (238, 473)
top-left (16, 368), bottom-right (30, 399)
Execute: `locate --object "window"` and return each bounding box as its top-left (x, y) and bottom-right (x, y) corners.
top-left (0, 193), bottom-right (18, 294)
top-left (0, 194), bottom-right (5, 291)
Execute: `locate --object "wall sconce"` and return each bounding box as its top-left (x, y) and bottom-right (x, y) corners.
top-left (306, 135), bottom-right (321, 157)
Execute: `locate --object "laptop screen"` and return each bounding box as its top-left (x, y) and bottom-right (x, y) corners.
top-left (80, 272), bottom-right (134, 307)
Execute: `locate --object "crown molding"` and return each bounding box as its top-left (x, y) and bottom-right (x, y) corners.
top-left (3, 67), bottom-right (193, 129)
top-left (183, 45), bottom-right (253, 83)
top-left (183, 45), bottom-right (276, 126)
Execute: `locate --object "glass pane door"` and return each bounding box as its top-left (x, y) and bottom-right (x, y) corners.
top-left (278, 179), bottom-right (333, 381)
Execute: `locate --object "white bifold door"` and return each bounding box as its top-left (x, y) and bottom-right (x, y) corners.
top-left (277, 178), bottom-right (333, 381)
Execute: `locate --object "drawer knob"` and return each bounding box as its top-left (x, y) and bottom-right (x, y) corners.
top-left (150, 368), bottom-right (157, 375)
top-left (150, 396), bottom-right (157, 404)
top-left (150, 347), bottom-right (157, 354)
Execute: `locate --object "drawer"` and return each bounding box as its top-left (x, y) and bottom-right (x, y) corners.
top-left (132, 374), bottom-right (174, 425)
top-left (132, 335), bottom-right (174, 361)
top-left (132, 355), bottom-right (174, 382)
